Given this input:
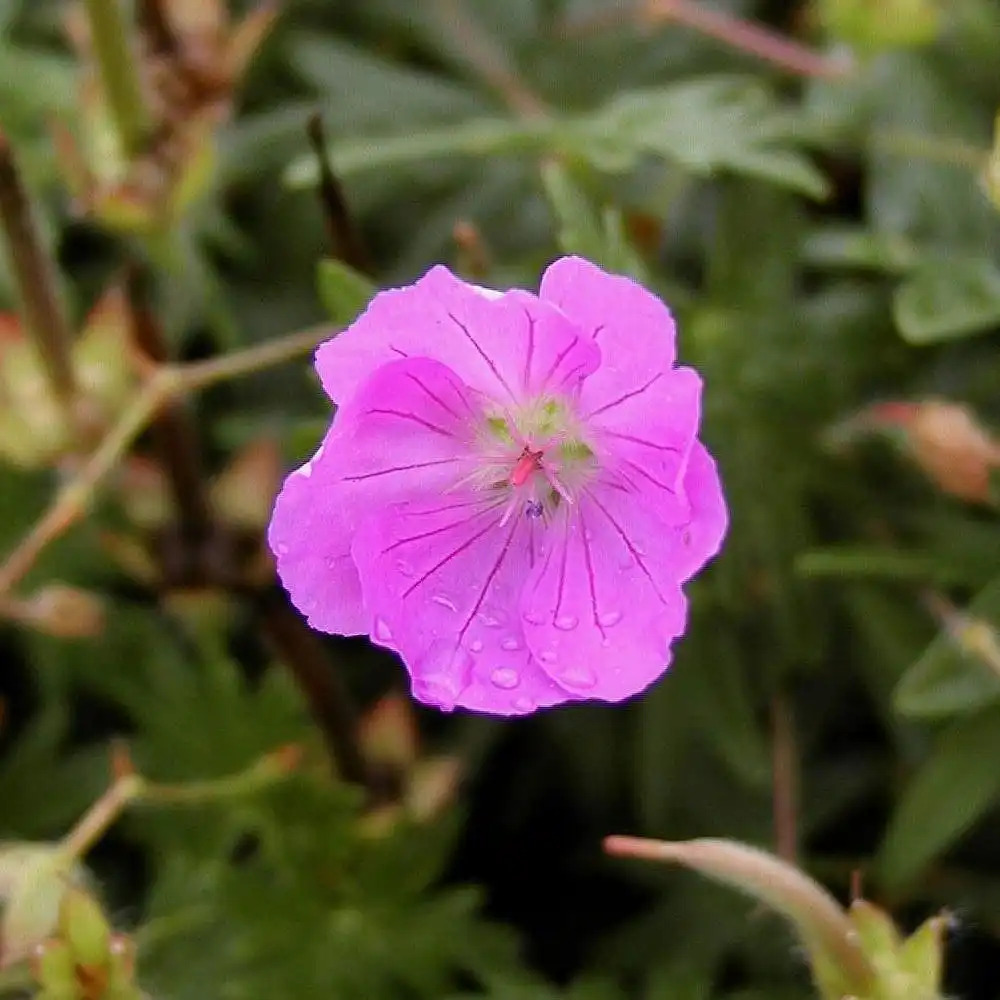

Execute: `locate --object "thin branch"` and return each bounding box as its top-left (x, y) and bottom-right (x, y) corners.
top-left (0, 324), bottom-right (329, 596)
top-left (771, 692), bottom-right (799, 864)
top-left (0, 131), bottom-right (79, 416)
top-left (560, 0), bottom-right (853, 80)
top-left (431, 0), bottom-right (549, 118)
top-left (306, 112), bottom-right (373, 274)
top-left (126, 270), bottom-right (212, 542)
top-left (256, 588), bottom-right (372, 789)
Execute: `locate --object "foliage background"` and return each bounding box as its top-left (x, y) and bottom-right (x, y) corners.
top-left (2, 0), bottom-right (1000, 998)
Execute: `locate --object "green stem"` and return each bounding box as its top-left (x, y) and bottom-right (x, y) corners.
top-left (0, 132), bottom-right (79, 415)
top-left (83, 0), bottom-right (151, 158)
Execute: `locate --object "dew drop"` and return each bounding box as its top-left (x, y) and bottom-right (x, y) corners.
top-left (554, 614), bottom-right (579, 631)
top-left (275, 542), bottom-right (289, 556)
top-left (413, 673), bottom-right (461, 711)
top-left (373, 618), bottom-right (393, 643)
top-left (431, 593), bottom-right (458, 612)
top-left (490, 667), bottom-right (520, 689)
top-left (514, 696), bottom-right (536, 713)
top-left (467, 638), bottom-right (484, 653)
top-left (477, 608), bottom-right (506, 628)
top-left (325, 556), bottom-right (338, 570)
top-left (500, 636), bottom-right (522, 651)
top-left (560, 664), bottom-right (596, 689)
top-left (522, 610), bottom-right (546, 625)
top-left (395, 559), bottom-right (415, 577)
top-left (597, 610), bottom-right (622, 627)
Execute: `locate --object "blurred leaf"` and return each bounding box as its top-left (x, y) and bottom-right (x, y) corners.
top-left (316, 258), bottom-right (377, 324)
top-left (540, 161), bottom-right (647, 281)
top-left (894, 256), bottom-right (1000, 343)
top-left (287, 77), bottom-right (827, 198)
top-left (290, 34), bottom-right (487, 132)
top-left (895, 573), bottom-right (1000, 718)
top-left (877, 705), bottom-right (1000, 889)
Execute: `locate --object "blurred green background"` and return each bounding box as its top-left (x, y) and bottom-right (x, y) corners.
top-left (3, 0), bottom-right (1000, 998)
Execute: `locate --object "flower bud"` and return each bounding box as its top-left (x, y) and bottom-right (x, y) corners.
top-left (22, 585), bottom-right (105, 640)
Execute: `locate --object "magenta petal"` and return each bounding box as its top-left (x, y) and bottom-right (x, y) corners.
top-left (268, 449), bottom-right (369, 635)
top-left (520, 491), bottom-right (689, 703)
top-left (351, 495), bottom-right (573, 715)
top-left (316, 265), bottom-right (600, 406)
top-left (269, 357), bottom-right (483, 636)
top-left (539, 256), bottom-right (676, 415)
top-left (674, 441), bottom-right (729, 582)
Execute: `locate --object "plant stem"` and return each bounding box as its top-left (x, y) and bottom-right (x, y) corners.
top-left (127, 271), bottom-right (212, 543)
top-left (256, 587), bottom-right (372, 789)
top-left (83, 0), bottom-right (151, 158)
top-left (306, 113), bottom-right (373, 274)
top-left (560, 0), bottom-right (853, 79)
top-left (431, 0), bottom-right (549, 117)
top-left (0, 132), bottom-right (79, 416)
top-left (771, 692), bottom-right (799, 864)
top-left (0, 324), bottom-right (329, 596)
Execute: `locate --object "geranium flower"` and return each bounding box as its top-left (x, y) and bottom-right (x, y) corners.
top-left (268, 257), bottom-right (727, 715)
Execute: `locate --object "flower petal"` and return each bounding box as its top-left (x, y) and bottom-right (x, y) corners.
top-left (519, 489), bottom-right (689, 703)
top-left (316, 265), bottom-right (600, 406)
top-left (590, 366), bottom-right (704, 523)
top-left (674, 440), bottom-right (729, 582)
top-left (540, 256), bottom-right (676, 415)
top-left (351, 494), bottom-right (574, 715)
top-left (269, 358), bottom-right (483, 635)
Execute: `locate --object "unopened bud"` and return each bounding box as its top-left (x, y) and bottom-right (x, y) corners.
top-left (23, 585), bottom-right (104, 639)
top-left (906, 401), bottom-right (1000, 504)
top-left (210, 438), bottom-right (282, 530)
top-left (59, 888), bottom-right (111, 971)
top-left (32, 939), bottom-right (76, 993)
top-left (359, 694), bottom-right (419, 773)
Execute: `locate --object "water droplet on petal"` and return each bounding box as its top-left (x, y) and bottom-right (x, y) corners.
top-left (395, 559), bottom-right (415, 577)
top-left (467, 638), bottom-right (484, 653)
top-left (554, 614), bottom-right (579, 631)
top-left (373, 618), bottom-right (393, 643)
top-left (560, 664), bottom-right (596, 689)
top-left (275, 542), bottom-right (289, 556)
top-left (514, 696), bottom-right (536, 713)
top-left (414, 644), bottom-right (473, 712)
top-left (477, 608), bottom-right (506, 628)
top-left (500, 636), bottom-right (522, 651)
top-left (597, 610), bottom-right (622, 627)
top-left (325, 557), bottom-right (337, 569)
top-left (432, 593), bottom-right (458, 612)
top-left (490, 667), bottom-right (519, 689)
top-left (523, 610), bottom-right (546, 625)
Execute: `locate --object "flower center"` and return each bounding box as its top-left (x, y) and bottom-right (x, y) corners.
top-left (471, 396), bottom-right (597, 521)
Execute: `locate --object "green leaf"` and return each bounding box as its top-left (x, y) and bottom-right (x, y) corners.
top-left (539, 161), bottom-right (648, 281)
top-left (316, 258), bottom-right (377, 325)
top-left (894, 573), bottom-right (1000, 719)
top-left (877, 705), bottom-right (1000, 890)
top-left (286, 76), bottom-right (827, 198)
top-left (577, 77), bottom-right (829, 199)
top-left (894, 256), bottom-right (1000, 343)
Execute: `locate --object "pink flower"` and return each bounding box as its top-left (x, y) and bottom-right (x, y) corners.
top-left (268, 257), bottom-right (727, 716)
